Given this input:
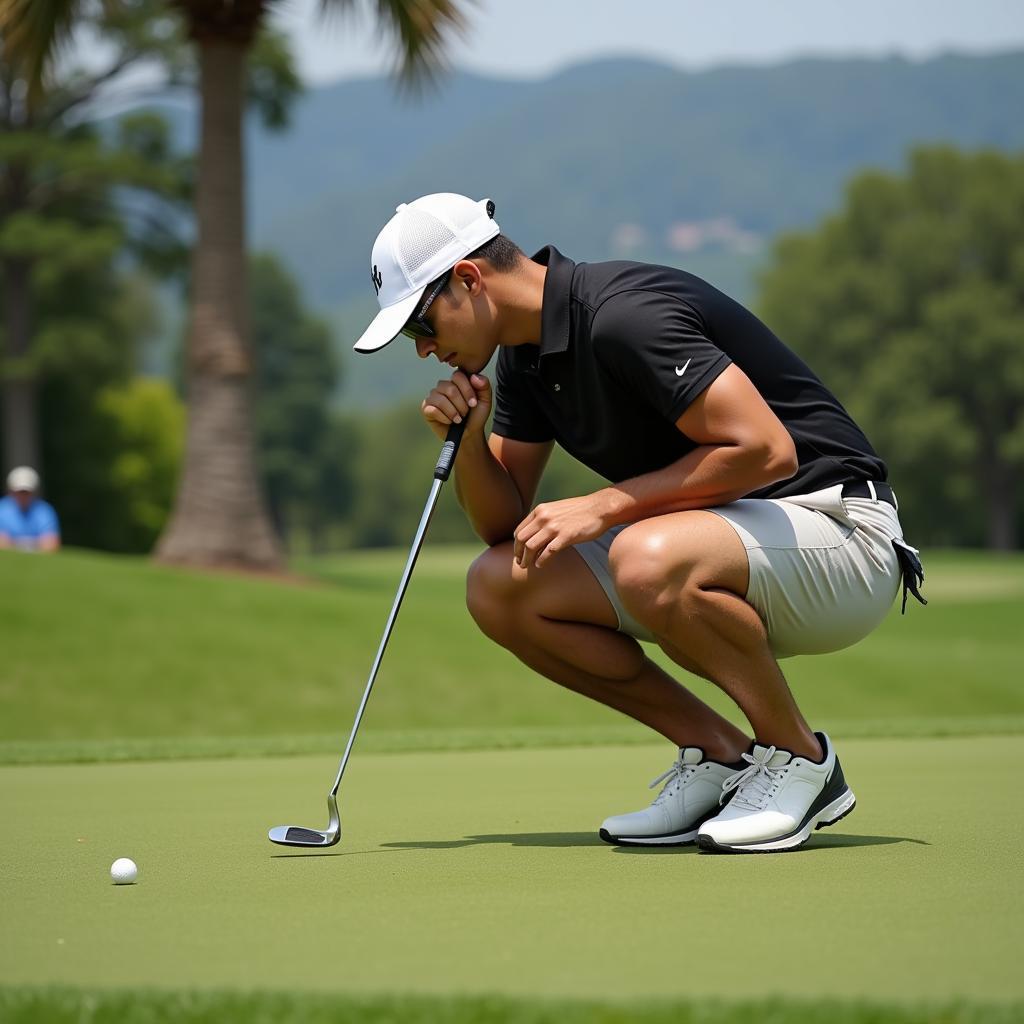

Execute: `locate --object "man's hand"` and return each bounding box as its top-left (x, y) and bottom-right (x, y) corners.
top-left (421, 371), bottom-right (491, 441)
top-left (513, 493), bottom-right (617, 569)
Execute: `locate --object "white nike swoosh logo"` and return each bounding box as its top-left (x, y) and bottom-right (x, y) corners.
top-left (675, 359), bottom-right (691, 377)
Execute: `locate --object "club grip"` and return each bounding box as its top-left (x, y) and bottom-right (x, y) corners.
top-left (434, 419), bottom-right (467, 481)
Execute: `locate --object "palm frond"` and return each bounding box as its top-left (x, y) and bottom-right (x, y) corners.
top-left (0, 0), bottom-right (82, 93)
top-left (317, 0), bottom-right (473, 91)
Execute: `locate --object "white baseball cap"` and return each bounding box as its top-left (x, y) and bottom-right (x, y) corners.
top-left (353, 192), bottom-right (500, 354)
top-left (7, 466), bottom-right (40, 492)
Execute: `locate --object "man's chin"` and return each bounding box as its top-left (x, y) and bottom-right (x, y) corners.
top-left (456, 355), bottom-right (494, 376)
top-left (454, 343), bottom-right (498, 377)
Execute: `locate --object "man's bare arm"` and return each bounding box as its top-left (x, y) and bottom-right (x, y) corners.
top-left (454, 432), bottom-right (553, 545)
top-left (596, 363), bottom-right (797, 523)
top-left (512, 364), bottom-right (798, 568)
top-left (422, 370), bottom-right (553, 545)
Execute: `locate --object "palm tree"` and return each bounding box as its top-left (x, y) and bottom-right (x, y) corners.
top-left (1, 0), bottom-right (470, 569)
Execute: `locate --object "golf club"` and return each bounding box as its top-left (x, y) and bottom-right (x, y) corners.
top-left (269, 418), bottom-right (468, 848)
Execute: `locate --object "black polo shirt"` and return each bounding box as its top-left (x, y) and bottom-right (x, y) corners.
top-left (491, 246), bottom-right (886, 498)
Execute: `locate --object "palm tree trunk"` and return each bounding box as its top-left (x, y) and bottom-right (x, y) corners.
top-left (155, 37), bottom-right (282, 569)
top-left (1, 257), bottom-right (41, 473)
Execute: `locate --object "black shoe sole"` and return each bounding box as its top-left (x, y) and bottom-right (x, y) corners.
top-left (598, 827), bottom-right (697, 848)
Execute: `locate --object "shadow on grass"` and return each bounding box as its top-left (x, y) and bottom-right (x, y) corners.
top-left (270, 832), bottom-right (930, 859)
top-left (269, 832), bottom-right (602, 857)
top-left (610, 833), bottom-right (929, 856)
top-left (381, 831), bottom-right (601, 850)
top-left (799, 833), bottom-right (930, 851)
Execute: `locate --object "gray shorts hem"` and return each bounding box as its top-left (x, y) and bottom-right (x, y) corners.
top-left (574, 531), bottom-right (657, 643)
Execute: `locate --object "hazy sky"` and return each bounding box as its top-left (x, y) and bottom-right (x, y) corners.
top-left (269, 0), bottom-right (1024, 83)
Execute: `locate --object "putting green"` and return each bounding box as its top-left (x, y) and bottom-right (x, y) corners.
top-left (1, 736), bottom-right (1021, 1002)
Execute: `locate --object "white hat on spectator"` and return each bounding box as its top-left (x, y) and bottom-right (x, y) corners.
top-left (7, 466), bottom-right (40, 493)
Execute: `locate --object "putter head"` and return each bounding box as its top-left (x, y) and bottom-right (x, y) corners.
top-left (268, 825), bottom-right (339, 847)
top-left (268, 794), bottom-right (341, 848)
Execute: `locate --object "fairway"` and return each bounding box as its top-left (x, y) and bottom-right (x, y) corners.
top-left (3, 547), bottom-right (1024, 763)
top-left (2, 736), bottom-right (1022, 1003)
top-left (3, 547), bottom-right (1023, 1019)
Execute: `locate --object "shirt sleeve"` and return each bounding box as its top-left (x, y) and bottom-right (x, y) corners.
top-left (591, 290), bottom-right (731, 423)
top-left (490, 348), bottom-right (555, 443)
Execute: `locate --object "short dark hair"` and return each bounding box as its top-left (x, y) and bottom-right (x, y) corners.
top-left (465, 234), bottom-right (524, 272)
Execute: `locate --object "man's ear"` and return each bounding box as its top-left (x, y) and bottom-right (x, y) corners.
top-left (452, 258), bottom-right (484, 295)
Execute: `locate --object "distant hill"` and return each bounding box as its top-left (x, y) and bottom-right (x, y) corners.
top-left (126, 51), bottom-right (1024, 408)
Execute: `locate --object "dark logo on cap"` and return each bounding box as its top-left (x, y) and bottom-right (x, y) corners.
top-left (371, 264), bottom-right (383, 295)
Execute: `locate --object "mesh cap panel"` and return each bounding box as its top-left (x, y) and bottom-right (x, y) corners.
top-left (398, 209), bottom-right (457, 278)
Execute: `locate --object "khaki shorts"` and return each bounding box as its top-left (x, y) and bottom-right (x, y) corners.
top-left (574, 484), bottom-right (903, 659)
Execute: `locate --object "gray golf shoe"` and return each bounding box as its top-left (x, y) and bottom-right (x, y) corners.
top-left (599, 747), bottom-right (739, 846)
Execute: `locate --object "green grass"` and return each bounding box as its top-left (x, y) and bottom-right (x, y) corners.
top-left (2, 738), bottom-right (1022, 1003)
top-left (2, 546), bottom-right (1023, 764)
top-left (5, 715), bottom-right (1024, 765)
top-left (3, 552), bottom-right (1021, 1015)
top-left (1, 988), bottom-right (1021, 1024)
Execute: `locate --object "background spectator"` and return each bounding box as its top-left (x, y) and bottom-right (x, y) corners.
top-left (0, 467), bottom-right (61, 552)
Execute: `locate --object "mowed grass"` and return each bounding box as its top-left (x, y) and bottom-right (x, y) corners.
top-left (2, 545), bottom-right (1023, 762)
top-left (3, 548), bottom-right (1023, 1020)
top-left (1, 738), bottom-right (1022, 1004)
top-left (2, 989), bottom-right (1021, 1024)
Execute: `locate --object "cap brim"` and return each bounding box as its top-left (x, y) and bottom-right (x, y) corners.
top-left (353, 292), bottom-right (421, 353)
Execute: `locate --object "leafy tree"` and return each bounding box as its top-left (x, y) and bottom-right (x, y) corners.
top-left (52, 375), bottom-right (186, 552)
top-left (347, 401), bottom-right (470, 548)
top-left (308, 411), bottom-right (359, 553)
top-left (34, 267), bottom-right (182, 552)
top-left (97, 378), bottom-right (184, 550)
top-left (0, 2), bottom-right (191, 476)
top-left (758, 145), bottom-right (1024, 549)
top-left (249, 251), bottom-right (352, 548)
top-left (2, 0), bottom-right (473, 570)
top-left (345, 403), bottom-right (607, 549)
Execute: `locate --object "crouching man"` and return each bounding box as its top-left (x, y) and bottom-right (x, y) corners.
top-left (352, 193), bottom-right (925, 853)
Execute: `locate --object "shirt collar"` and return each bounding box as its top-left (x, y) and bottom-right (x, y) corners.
top-left (532, 245), bottom-right (575, 359)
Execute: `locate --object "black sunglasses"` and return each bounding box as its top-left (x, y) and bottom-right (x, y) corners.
top-left (400, 269), bottom-right (452, 340)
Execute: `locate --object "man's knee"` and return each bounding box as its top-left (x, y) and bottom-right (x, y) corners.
top-left (608, 522), bottom-right (700, 633)
top-left (466, 541), bottom-right (523, 640)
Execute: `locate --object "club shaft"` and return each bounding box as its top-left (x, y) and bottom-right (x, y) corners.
top-left (327, 476), bottom-right (446, 798)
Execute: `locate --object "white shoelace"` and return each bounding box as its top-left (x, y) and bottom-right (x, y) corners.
top-left (647, 756), bottom-right (698, 806)
top-left (720, 745), bottom-right (789, 810)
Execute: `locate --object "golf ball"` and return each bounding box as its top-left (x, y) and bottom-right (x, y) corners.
top-left (110, 857), bottom-right (138, 885)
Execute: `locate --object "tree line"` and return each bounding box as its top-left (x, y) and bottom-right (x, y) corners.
top-left (758, 146), bottom-right (1024, 550)
top-left (1, 3), bottom-right (1020, 553)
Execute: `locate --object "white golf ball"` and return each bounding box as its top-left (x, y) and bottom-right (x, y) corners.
top-left (110, 857), bottom-right (138, 885)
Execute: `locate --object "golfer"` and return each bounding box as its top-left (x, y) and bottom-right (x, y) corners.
top-left (353, 193), bottom-right (926, 854)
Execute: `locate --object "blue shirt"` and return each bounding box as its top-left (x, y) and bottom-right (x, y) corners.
top-left (0, 495), bottom-right (60, 550)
